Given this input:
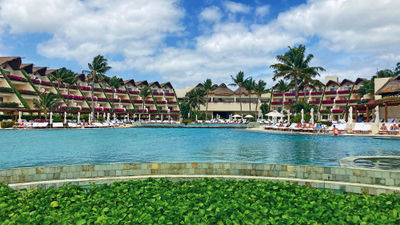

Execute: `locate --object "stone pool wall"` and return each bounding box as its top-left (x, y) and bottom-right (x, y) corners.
top-left (1, 162), bottom-right (400, 195)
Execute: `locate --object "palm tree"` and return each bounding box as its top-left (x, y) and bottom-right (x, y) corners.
top-left (50, 67), bottom-right (70, 90)
top-left (33, 93), bottom-right (62, 120)
top-left (254, 80), bottom-right (268, 117)
top-left (276, 80), bottom-right (290, 93)
top-left (108, 76), bottom-right (124, 100)
top-left (230, 71), bottom-right (246, 117)
top-left (298, 74), bottom-right (323, 100)
top-left (139, 86), bottom-right (152, 113)
top-left (243, 77), bottom-right (255, 113)
top-left (202, 78), bottom-right (216, 120)
top-left (61, 69), bottom-right (78, 107)
top-left (187, 88), bottom-right (206, 118)
top-left (270, 45), bottom-right (325, 102)
top-left (85, 55), bottom-right (112, 122)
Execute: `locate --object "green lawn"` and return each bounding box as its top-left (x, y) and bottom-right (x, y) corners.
top-left (1, 178), bottom-right (399, 224)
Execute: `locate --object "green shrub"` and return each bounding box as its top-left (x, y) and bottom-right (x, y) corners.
top-left (1, 121), bottom-right (15, 128)
top-left (1, 179), bottom-right (400, 224)
top-left (0, 102), bottom-right (19, 108)
top-left (320, 121), bottom-right (333, 126)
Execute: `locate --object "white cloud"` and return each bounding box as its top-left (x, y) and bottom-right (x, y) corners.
top-left (199, 6), bottom-right (222, 22)
top-left (0, 0), bottom-right (184, 65)
top-left (223, 1), bottom-right (251, 14)
top-left (255, 5), bottom-right (270, 17)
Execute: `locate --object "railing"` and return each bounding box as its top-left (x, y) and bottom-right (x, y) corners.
top-left (283, 101), bottom-right (293, 104)
top-left (170, 110), bottom-right (180, 113)
top-left (145, 100), bottom-right (154, 104)
top-left (322, 100), bottom-right (334, 104)
top-left (121, 99), bottom-right (131, 103)
top-left (164, 92), bottom-right (175, 96)
top-left (271, 101), bottom-right (282, 105)
top-left (0, 87), bottom-right (13, 93)
top-left (167, 101), bottom-right (177, 104)
top-left (116, 89), bottom-right (127, 94)
top-left (273, 92), bottom-right (283, 96)
top-left (128, 90), bottom-right (139, 94)
top-left (311, 91), bottom-right (323, 95)
top-left (284, 92), bottom-right (296, 96)
top-left (310, 100), bottom-right (321, 104)
top-left (152, 92), bottom-right (163, 95)
top-left (338, 90), bottom-right (351, 94)
top-left (335, 99), bottom-right (347, 104)
top-left (157, 101), bottom-right (167, 104)
top-left (324, 90), bottom-right (337, 95)
top-left (332, 109), bottom-right (344, 113)
top-left (7, 74), bottom-right (27, 82)
top-left (18, 89), bottom-right (36, 95)
top-left (41, 81), bottom-right (52, 86)
top-left (133, 100), bottom-right (143, 103)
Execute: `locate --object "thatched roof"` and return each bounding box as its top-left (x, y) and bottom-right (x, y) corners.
top-left (20, 64), bottom-right (33, 74)
top-left (135, 80), bottom-right (148, 86)
top-left (0, 57), bottom-right (21, 70)
top-left (149, 81), bottom-right (161, 88)
top-left (124, 79), bottom-right (136, 86)
top-left (326, 80), bottom-right (340, 87)
top-left (161, 82), bottom-right (173, 89)
top-left (340, 79), bottom-right (354, 86)
top-left (355, 78), bottom-right (367, 85)
top-left (233, 86), bottom-right (254, 96)
top-left (212, 83), bottom-right (234, 96)
top-left (33, 67), bottom-right (47, 76)
top-left (376, 75), bottom-right (400, 95)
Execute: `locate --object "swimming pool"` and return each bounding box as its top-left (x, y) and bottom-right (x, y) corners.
top-left (1, 128), bottom-right (399, 169)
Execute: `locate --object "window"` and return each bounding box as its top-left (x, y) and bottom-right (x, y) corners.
top-left (163, 89), bottom-right (170, 93)
top-left (330, 88), bottom-right (338, 91)
top-left (152, 89), bottom-right (157, 92)
top-left (344, 86), bottom-right (352, 90)
top-left (0, 97), bottom-right (3, 103)
top-left (126, 87), bottom-right (132, 91)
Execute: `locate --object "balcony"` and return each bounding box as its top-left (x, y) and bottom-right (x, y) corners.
top-left (338, 90), bottom-right (351, 94)
top-left (121, 99), bottom-right (131, 103)
top-left (97, 98), bottom-right (108, 102)
top-left (128, 90), bottom-right (139, 95)
top-left (0, 102), bottom-right (19, 108)
top-left (133, 100), bottom-right (143, 103)
top-left (145, 100), bottom-right (154, 104)
top-left (349, 99), bottom-right (359, 103)
top-left (164, 92), bottom-right (175, 96)
top-left (41, 81), bottom-right (52, 86)
top-left (18, 89), bottom-right (36, 95)
top-left (167, 101), bottom-right (177, 104)
top-left (325, 90), bottom-right (337, 95)
top-left (284, 92), bottom-right (296, 96)
top-left (273, 92), bottom-right (283, 96)
top-left (109, 98), bottom-right (120, 102)
top-left (322, 100), bottom-right (334, 104)
top-left (332, 109), bottom-right (344, 113)
top-left (7, 74), bottom-right (27, 82)
top-left (310, 100), bottom-right (321, 104)
top-left (148, 109), bottom-right (158, 113)
top-left (116, 89), bottom-right (127, 94)
top-left (157, 101), bottom-right (167, 104)
top-left (94, 88), bottom-right (102, 92)
top-left (30, 78), bottom-right (41, 84)
top-left (283, 101), bottom-right (293, 104)
top-left (311, 91), bottom-right (323, 95)
top-left (170, 110), bottom-right (180, 113)
top-left (79, 86), bottom-right (91, 91)
top-left (0, 87), bottom-right (13, 93)
top-left (152, 92), bottom-right (163, 95)
top-left (104, 88), bottom-right (114, 93)
top-left (114, 108), bottom-right (125, 112)
top-left (271, 101), bottom-right (282, 105)
top-left (335, 99), bottom-right (347, 104)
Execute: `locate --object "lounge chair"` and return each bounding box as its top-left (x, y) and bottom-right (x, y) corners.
top-left (353, 123), bottom-right (372, 134)
top-left (52, 122), bottom-right (64, 128)
top-left (68, 123), bottom-right (78, 128)
top-left (32, 122), bottom-right (49, 128)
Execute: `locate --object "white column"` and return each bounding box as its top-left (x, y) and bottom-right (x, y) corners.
top-left (49, 112), bottom-right (53, 125)
top-left (113, 113), bottom-right (116, 121)
top-left (77, 112), bottom-right (81, 124)
top-left (107, 113), bottom-right (110, 123)
top-left (64, 111), bottom-right (67, 124)
top-left (18, 111), bottom-right (22, 123)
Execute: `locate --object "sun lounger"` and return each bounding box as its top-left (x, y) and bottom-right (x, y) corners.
top-left (52, 122), bottom-right (64, 128)
top-left (32, 122), bottom-right (49, 128)
top-left (68, 123), bottom-right (78, 128)
top-left (353, 123), bottom-right (372, 134)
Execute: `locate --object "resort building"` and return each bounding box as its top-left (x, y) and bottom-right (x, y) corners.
top-left (270, 76), bottom-right (367, 121)
top-left (0, 57), bottom-right (180, 121)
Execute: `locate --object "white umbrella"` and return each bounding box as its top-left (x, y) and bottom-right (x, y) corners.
top-left (265, 111), bottom-right (284, 117)
top-left (244, 115), bottom-right (253, 118)
top-left (375, 105), bottom-right (380, 126)
top-left (49, 112), bottom-right (53, 125)
top-left (64, 111), bottom-right (67, 124)
top-left (77, 112), bottom-right (81, 124)
top-left (301, 109), bottom-right (304, 123)
top-left (286, 110), bottom-right (291, 124)
top-left (232, 114), bottom-right (242, 118)
top-left (310, 108), bottom-right (314, 124)
top-left (107, 112), bottom-right (110, 122)
top-left (348, 107), bottom-right (353, 125)
top-left (18, 111), bottom-right (22, 124)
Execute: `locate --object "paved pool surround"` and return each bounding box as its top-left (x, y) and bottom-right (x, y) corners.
top-left (1, 162), bottom-right (400, 195)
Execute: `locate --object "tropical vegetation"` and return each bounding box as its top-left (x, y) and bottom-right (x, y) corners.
top-left (229, 71), bottom-right (246, 116)
top-left (33, 93), bottom-right (62, 120)
top-left (139, 86), bottom-right (152, 113)
top-left (1, 179), bottom-right (400, 224)
top-left (270, 45), bottom-right (325, 101)
top-left (202, 78), bottom-right (216, 119)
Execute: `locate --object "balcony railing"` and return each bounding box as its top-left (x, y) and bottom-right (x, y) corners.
top-left (145, 100), bottom-right (154, 104)
top-left (104, 88), bottom-right (114, 93)
top-left (322, 100), bottom-right (334, 104)
top-left (116, 89), bottom-right (127, 94)
top-left (157, 101), bottom-right (167, 104)
top-left (7, 74), bottom-right (27, 82)
top-left (283, 101), bottom-right (293, 104)
top-left (133, 100), bottom-right (143, 103)
top-left (335, 99), bottom-right (347, 104)
top-left (79, 86), bottom-right (91, 91)
top-left (332, 109), bottom-right (344, 113)
top-left (310, 100), bottom-right (320, 104)
top-left (0, 87), bottom-right (13, 93)
top-left (271, 101), bottom-right (282, 105)
top-left (324, 90), bottom-right (337, 95)
top-left (338, 90), bottom-right (351, 94)
top-left (170, 110), bottom-right (180, 113)
top-left (167, 101), bottom-right (177, 104)
top-left (121, 99), bottom-right (131, 103)
top-left (152, 92), bottom-right (163, 95)
top-left (273, 92), bottom-right (283, 96)
top-left (284, 93), bottom-right (296, 96)
top-left (110, 98), bottom-right (120, 102)
top-left (41, 81), bottom-right (52, 86)
top-left (114, 108), bottom-right (125, 112)
top-left (311, 91), bottom-right (323, 95)
top-left (128, 90), bottom-right (139, 94)
top-left (164, 92), bottom-right (175, 96)
top-left (18, 89), bottom-right (36, 95)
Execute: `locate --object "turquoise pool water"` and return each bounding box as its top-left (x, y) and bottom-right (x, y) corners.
top-left (1, 128), bottom-right (400, 169)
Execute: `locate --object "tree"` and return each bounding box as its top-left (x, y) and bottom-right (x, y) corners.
top-left (243, 77), bottom-right (255, 113)
top-left (357, 79), bottom-right (375, 97)
top-left (139, 86), bottom-right (152, 113)
top-left (298, 74), bottom-right (324, 99)
top-left (276, 80), bottom-right (290, 93)
top-left (187, 88), bottom-right (206, 118)
top-left (61, 68), bottom-right (78, 107)
top-left (85, 55), bottom-right (111, 123)
top-left (108, 76), bottom-right (124, 100)
top-left (230, 71), bottom-right (246, 117)
top-left (203, 78), bottom-right (216, 120)
top-left (270, 45), bottom-right (325, 102)
top-left (33, 93), bottom-right (62, 120)
top-left (260, 102), bottom-right (270, 115)
top-left (254, 80), bottom-right (268, 118)
top-left (290, 100), bottom-right (317, 114)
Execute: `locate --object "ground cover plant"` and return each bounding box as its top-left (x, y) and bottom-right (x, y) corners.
top-left (1, 178), bottom-right (400, 224)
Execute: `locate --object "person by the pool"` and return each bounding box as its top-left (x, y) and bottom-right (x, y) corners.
top-left (333, 125), bottom-right (339, 136)
top-left (380, 123), bottom-right (388, 131)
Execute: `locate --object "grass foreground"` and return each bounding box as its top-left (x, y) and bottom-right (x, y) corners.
top-left (1, 178), bottom-right (400, 224)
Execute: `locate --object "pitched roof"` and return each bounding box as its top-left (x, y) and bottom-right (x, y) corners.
top-left (32, 67), bottom-right (47, 76)
top-left (160, 82), bottom-right (173, 89)
top-left (0, 57), bottom-right (22, 70)
top-left (124, 79), bottom-right (136, 86)
top-left (135, 80), bottom-right (148, 86)
top-left (20, 64), bottom-right (33, 74)
top-left (149, 81), bottom-right (161, 88)
top-left (326, 80), bottom-right (340, 87)
top-left (212, 83), bottom-right (234, 96)
top-left (233, 86), bottom-right (254, 96)
top-left (75, 73), bottom-right (86, 82)
top-left (355, 78), bottom-right (367, 85)
top-left (45, 69), bottom-right (57, 76)
top-left (340, 79), bottom-right (354, 86)
top-left (376, 75), bottom-right (400, 95)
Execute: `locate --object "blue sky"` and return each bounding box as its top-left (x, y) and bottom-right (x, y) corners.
top-left (0, 0), bottom-right (399, 88)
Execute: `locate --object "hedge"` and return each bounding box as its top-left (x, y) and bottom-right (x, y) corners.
top-left (1, 179), bottom-right (400, 224)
